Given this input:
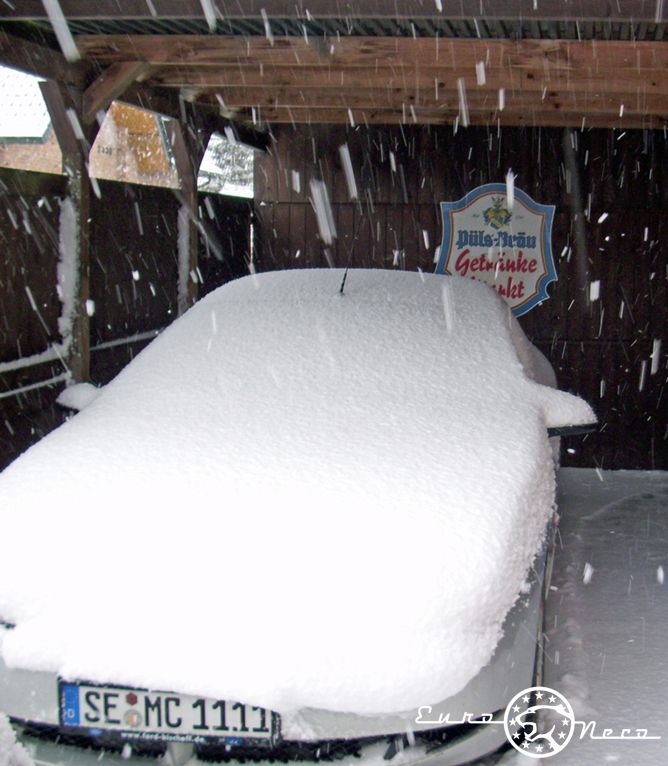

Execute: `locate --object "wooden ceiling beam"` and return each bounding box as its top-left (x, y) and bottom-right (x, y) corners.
top-left (148, 65), bottom-right (665, 99)
top-left (75, 36), bottom-right (668, 71)
top-left (203, 87), bottom-right (668, 116)
top-left (246, 105), bottom-right (668, 130)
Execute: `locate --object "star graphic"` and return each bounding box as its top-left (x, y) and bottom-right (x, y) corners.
top-left (535, 744), bottom-right (544, 752)
top-left (523, 695), bottom-right (530, 704)
top-left (535, 691), bottom-right (543, 700)
top-left (510, 718), bottom-right (516, 727)
top-left (548, 695), bottom-right (557, 703)
top-left (522, 741), bottom-right (530, 749)
top-left (513, 705), bottom-right (521, 713)
top-left (513, 731), bottom-right (521, 739)
top-left (558, 731), bottom-right (567, 740)
top-left (562, 718), bottom-right (570, 727)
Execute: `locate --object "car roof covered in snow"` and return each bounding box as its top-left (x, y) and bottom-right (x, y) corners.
top-left (0, 269), bottom-right (593, 717)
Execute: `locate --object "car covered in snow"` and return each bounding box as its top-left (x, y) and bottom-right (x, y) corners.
top-left (0, 269), bottom-right (594, 765)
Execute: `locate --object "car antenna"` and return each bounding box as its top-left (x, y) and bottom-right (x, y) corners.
top-left (339, 216), bottom-right (363, 295)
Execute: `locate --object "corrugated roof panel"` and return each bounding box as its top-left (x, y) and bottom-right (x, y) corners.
top-left (1, 15), bottom-right (665, 41)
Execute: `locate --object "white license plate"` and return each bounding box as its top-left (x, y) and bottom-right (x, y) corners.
top-left (59, 682), bottom-right (279, 744)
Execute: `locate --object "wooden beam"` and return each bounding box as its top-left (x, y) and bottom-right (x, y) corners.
top-left (39, 80), bottom-right (81, 158)
top-left (75, 36), bottom-right (668, 71)
top-left (152, 65), bottom-right (666, 96)
top-left (151, 64), bottom-right (666, 101)
top-left (238, 105), bottom-right (668, 130)
top-left (150, 65), bottom-right (666, 95)
top-left (39, 80), bottom-right (97, 384)
top-left (0, 29), bottom-right (84, 84)
top-left (165, 116), bottom-right (211, 314)
top-left (3, 0), bottom-right (665, 22)
top-left (82, 61), bottom-right (152, 124)
top-left (68, 37), bottom-right (668, 128)
top-left (166, 117), bottom-right (198, 198)
top-left (203, 85), bottom-right (668, 116)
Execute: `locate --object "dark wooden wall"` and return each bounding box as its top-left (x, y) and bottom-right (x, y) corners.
top-left (254, 125), bottom-right (667, 470)
top-left (0, 173), bottom-right (251, 469)
top-left (0, 170), bottom-right (65, 468)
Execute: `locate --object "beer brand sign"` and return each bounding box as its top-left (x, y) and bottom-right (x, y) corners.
top-left (435, 183), bottom-right (557, 316)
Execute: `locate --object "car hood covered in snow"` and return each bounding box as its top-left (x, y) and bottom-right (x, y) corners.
top-left (0, 269), bottom-right (594, 717)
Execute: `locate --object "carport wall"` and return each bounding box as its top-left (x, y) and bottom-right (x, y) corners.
top-left (254, 124), bottom-right (667, 471)
top-left (0, 172), bottom-right (252, 470)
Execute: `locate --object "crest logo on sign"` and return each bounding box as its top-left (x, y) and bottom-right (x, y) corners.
top-left (435, 183), bottom-right (557, 316)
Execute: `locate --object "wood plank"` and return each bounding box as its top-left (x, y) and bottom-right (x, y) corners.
top-left (39, 80), bottom-right (83, 166)
top-left (205, 86), bottom-right (668, 116)
top-left (83, 61), bottom-right (152, 124)
top-left (39, 80), bottom-right (94, 383)
top-left (149, 64), bottom-right (667, 99)
top-left (241, 105), bottom-right (668, 129)
top-left (76, 36), bottom-right (668, 71)
top-left (6, 0), bottom-right (665, 22)
top-left (165, 118), bottom-right (199, 313)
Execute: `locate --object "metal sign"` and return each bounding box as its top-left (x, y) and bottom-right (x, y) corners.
top-left (435, 183), bottom-right (557, 316)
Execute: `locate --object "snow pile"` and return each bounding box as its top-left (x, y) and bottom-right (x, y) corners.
top-left (0, 270), bottom-right (594, 716)
top-left (56, 382), bottom-right (102, 411)
top-left (0, 714), bottom-right (34, 766)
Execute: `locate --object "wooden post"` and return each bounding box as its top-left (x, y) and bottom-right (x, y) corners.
top-left (166, 112), bottom-right (211, 315)
top-left (40, 80), bottom-right (97, 383)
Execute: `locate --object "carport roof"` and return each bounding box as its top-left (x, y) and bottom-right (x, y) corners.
top-left (0, 1), bottom-right (666, 129)
top-left (3, 1), bottom-right (667, 40)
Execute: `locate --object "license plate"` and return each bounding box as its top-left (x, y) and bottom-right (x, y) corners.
top-left (59, 681), bottom-right (279, 745)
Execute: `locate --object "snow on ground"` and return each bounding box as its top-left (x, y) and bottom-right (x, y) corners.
top-left (497, 467), bottom-right (668, 765)
top-left (0, 270), bottom-right (592, 718)
top-left (0, 713), bottom-right (33, 766)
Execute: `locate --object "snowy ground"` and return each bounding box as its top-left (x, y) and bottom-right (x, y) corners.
top-left (496, 467), bottom-right (668, 765)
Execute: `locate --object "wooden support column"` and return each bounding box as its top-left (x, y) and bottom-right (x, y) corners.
top-left (166, 111), bottom-right (211, 315)
top-left (40, 80), bottom-right (98, 383)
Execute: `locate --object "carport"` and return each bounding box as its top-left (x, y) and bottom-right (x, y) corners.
top-left (0, 1), bottom-right (665, 471)
top-left (0, 4), bottom-right (666, 762)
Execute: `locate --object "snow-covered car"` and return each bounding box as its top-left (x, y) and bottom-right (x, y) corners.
top-left (0, 269), bottom-right (594, 766)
